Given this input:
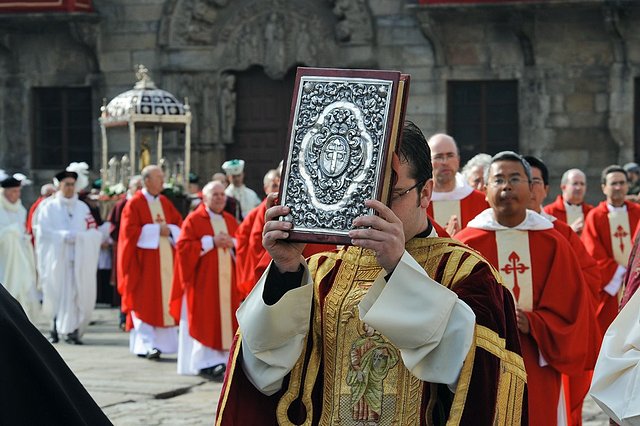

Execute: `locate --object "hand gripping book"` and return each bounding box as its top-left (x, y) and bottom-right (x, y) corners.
top-left (279, 67), bottom-right (410, 244)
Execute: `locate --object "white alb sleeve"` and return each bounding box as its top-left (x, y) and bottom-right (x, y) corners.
top-left (137, 224), bottom-right (160, 249)
top-left (358, 251), bottom-right (475, 389)
top-left (237, 262), bottom-right (313, 395)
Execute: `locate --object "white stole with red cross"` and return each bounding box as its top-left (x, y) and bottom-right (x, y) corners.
top-left (495, 229), bottom-right (533, 312)
top-left (209, 213), bottom-right (233, 350)
top-left (608, 210), bottom-right (632, 267)
top-left (432, 200), bottom-right (461, 229)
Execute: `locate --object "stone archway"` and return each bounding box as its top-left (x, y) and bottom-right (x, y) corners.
top-left (225, 66), bottom-right (297, 194)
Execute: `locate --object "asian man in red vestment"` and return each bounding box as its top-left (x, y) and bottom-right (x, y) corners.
top-left (171, 181), bottom-right (239, 381)
top-left (118, 165), bottom-right (183, 360)
top-left (456, 151), bottom-right (593, 426)
top-left (543, 168), bottom-right (593, 236)
top-left (581, 165), bottom-right (640, 338)
top-left (426, 133), bottom-right (488, 236)
top-left (217, 122), bottom-right (527, 425)
top-left (524, 156), bottom-right (600, 426)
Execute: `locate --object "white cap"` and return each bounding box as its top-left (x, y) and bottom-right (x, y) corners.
top-left (222, 159), bottom-right (245, 176)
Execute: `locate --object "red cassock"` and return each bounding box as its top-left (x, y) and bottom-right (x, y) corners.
top-left (234, 202), bottom-right (264, 298)
top-left (26, 195), bottom-right (46, 244)
top-left (543, 195), bottom-right (594, 225)
top-left (426, 190), bottom-right (488, 229)
top-left (581, 201), bottom-right (640, 336)
top-left (550, 219), bottom-right (600, 426)
top-left (169, 204), bottom-right (239, 349)
top-left (457, 226), bottom-right (592, 426)
top-left (117, 191), bottom-right (183, 329)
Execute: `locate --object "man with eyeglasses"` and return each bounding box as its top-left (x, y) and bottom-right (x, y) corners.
top-left (456, 151), bottom-right (593, 426)
top-left (217, 122), bottom-right (527, 425)
top-left (524, 156), bottom-right (600, 426)
top-left (582, 165), bottom-right (640, 339)
top-left (543, 168), bottom-right (593, 235)
top-left (426, 134), bottom-right (488, 236)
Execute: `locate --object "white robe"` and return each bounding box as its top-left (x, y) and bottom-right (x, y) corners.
top-left (225, 184), bottom-right (261, 218)
top-left (590, 289), bottom-right (640, 425)
top-left (0, 192), bottom-right (39, 319)
top-left (35, 193), bottom-right (102, 335)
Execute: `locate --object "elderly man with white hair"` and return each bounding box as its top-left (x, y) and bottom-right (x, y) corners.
top-left (0, 171), bottom-right (39, 319)
top-left (170, 181), bottom-right (239, 381)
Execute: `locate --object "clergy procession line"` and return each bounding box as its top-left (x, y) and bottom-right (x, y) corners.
top-left (1, 123), bottom-right (640, 424)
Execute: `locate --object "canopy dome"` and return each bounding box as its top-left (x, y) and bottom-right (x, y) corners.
top-left (101, 65), bottom-right (187, 127)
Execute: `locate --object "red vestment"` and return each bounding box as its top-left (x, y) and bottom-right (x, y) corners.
top-left (169, 204), bottom-right (239, 349)
top-left (216, 238), bottom-right (526, 425)
top-left (117, 191), bottom-right (183, 329)
top-left (543, 195), bottom-right (594, 225)
top-left (457, 226), bottom-right (592, 426)
top-left (426, 189), bottom-right (488, 229)
top-left (581, 201), bottom-right (640, 336)
top-left (549, 218), bottom-right (600, 426)
top-left (235, 202), bottom-right (264, 298)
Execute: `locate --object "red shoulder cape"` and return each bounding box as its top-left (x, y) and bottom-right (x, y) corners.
top-left (543, 195), bottom-right (594, 224)
top-left (426, 189), bottom-right (488, 229)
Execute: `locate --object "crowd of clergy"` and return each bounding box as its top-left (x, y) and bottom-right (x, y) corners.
top-left (3, 130), bottom-right (640, 424)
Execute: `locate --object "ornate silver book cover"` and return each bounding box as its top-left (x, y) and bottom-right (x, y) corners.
top-left (280, 68), bottom-right (406, 243)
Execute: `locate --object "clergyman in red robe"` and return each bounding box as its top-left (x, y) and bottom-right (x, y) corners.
top-left (170, 181), bottom-right (240, 380)
top-left (457, 151), bottom-right (592, 426)
top-left (581, 165), bottom-right (640, 338)
top-left (118, 165), bottom-right (183, 360)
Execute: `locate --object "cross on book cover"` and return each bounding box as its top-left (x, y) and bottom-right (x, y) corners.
top-left (279, 67), bottom-right (410, 244)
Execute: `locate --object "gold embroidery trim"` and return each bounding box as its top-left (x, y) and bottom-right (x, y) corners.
top-left (446, 327), bottom-right (477, 425)
top-left (215, 331), bottom-right (243, 426)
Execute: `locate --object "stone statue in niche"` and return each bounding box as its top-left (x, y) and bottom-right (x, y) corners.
top-left (264, 12), bottom-right (286, 76)
top-left (332, 0), bottom-right (373, 44)
top-left (296, 21), bottom-right (316, 65)
top-left (219, 74), bottom-right (236, 144)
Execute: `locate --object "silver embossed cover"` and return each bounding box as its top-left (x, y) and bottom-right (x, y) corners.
top-left (280, 67), bottom-right (409, 244)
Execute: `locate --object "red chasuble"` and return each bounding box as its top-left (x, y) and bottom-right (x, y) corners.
top-left (235, 202), bottom-right (264, 298)
top-left (117, 191), bottom-right (183, 328)
top-left (549, 218), bottom-right (601, 426)
top-left (169, 204), bottom-right (239, 349)
top-left (426, 189), bottom-right (488, 229)
top-left (457, 226), bottom-right (591, 426)
top-left (216, 238), bottom-right (526, 425)
top-left (26, 196), bottom-right (45, 237)
top-left (581, 201), bottom-right (640, 336)
top-left (543, 195), bottom-right (594, 225)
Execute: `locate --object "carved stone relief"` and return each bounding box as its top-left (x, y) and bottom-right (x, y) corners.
top-left (331, 0), bottom-right (374, 45)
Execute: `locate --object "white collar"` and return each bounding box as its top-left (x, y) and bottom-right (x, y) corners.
top-left (205, 206), bottom-right (224, 218)
top-left (431, 173), bottom-right (474, 201)
top-left (607, 203), bottom-right (627, 213)
top-left (0, 190), bottom-right (23, 213)
top-left (467, 208), bottom-right (553, 231)
top-left (142, 188), bottom-right (160, 202)
top-left (539, 209), bottom-right (557, 223)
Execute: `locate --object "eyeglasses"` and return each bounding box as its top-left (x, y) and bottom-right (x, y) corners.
top-left (487, 176), bottom-right (530, 187)
top-left (391, 180), bottom-right (426, 201)
top-left (431, 153), bottom-right (457, 163)
top-left (531, 177), bottom-right (545, 186)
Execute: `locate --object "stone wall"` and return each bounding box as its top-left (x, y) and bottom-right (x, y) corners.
top-left (1, 0), bottom-right (640, 204)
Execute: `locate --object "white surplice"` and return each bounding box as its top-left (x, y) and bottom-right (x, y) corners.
top-left (0, 191), bottom-right (39, 319)
top-left (590, 289), bottom-right (640, 425)
top-left (35, 192), bottom-right (102, 335)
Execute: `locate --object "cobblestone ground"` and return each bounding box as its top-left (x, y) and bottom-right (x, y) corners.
top-left (37, 307), bottom-right (611, 425)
